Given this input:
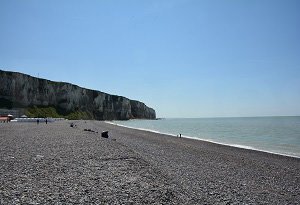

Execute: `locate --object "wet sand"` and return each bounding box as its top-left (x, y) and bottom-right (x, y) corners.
top-left (0, 120), bottom-right (299, 204)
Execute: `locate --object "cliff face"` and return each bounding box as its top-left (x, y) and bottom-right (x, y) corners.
top-left (0, 70), bottom-right (156, 120)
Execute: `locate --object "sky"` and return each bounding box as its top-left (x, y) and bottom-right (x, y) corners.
top-left (0, 0), bottom-right (300, 118)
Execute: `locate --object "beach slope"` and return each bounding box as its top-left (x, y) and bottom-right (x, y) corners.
top-left (0, 120), bottom-right (299, 204)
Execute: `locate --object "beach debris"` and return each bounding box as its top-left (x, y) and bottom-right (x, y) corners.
top-left (101, 131), bottom-right (109, 138)
top-left (70, 123), bottom-right (77, 128)
top-left (83, 128), bottom-right (98, 133)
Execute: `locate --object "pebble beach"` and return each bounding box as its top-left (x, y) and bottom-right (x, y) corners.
top-left (1, 120), bottom-right (299, 204)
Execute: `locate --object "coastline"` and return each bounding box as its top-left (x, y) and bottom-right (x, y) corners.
top-left (99, 120), bottom-right (300, 204)
top-left (1, 120), bottom-right (299, 204)
top-left (106, 121), bottom-right (300, 159)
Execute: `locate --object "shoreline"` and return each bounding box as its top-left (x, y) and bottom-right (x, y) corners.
top-left (106, 121), bottom-right (300, 159)
top-left (1, 120), bottom-right (299, 204)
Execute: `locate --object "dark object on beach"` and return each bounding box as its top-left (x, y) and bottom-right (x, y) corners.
top-left (84, 128), bottom-right (97, 133)
top-left (101, 131), bottom-right (109, 138)
top-left (37, 119), bottom-right (39, 124)
top-left (70, 123), bottom-right (77, 128)
top-left (45, 119), bottom-right (48, 124)
top-left (179, 134), bottom-right (182, 138)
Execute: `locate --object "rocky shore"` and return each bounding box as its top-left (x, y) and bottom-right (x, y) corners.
top-left (1, 120), bottom-right (299, 204)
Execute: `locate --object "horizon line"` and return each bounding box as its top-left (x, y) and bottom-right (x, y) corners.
top-left (156, 115), bottom-right (300, 119)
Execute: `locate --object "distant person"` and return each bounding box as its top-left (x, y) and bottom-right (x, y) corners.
top-left (37, 119), bottom-right (39, 124)
top-left (180, 133), bottom-right (182, 138)
top-left (45, 119), bottom-right (48, 124)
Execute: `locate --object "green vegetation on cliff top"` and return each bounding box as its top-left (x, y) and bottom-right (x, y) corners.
top-left (25, 106), bottom-right (93, 120)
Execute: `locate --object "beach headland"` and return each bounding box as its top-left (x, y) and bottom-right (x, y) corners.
top-left (1, 120), bottom-right (299, 204)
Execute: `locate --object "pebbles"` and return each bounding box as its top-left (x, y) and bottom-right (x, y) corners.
top-left (1, 121), bottom-right (299, 204)
top-left (0, 121), bottom-right (183, 204)
top-left (95, 120), bottom-right (300, 204)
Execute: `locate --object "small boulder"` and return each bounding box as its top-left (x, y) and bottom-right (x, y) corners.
top-left (101, 131), bottom-right (109, 138)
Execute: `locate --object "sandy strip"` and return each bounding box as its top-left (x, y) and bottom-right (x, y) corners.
top-left (0, 120), bottom-right (299, 204)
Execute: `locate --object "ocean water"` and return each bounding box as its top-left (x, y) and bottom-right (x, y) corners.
top-left (112, 117), bottom-right (300, 158)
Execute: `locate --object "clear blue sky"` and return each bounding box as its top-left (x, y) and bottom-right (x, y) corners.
top-left (1, 0), bottom-right (300, 118)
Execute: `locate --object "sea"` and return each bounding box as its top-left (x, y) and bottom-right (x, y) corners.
top-left (112, 117), bottom-right (300, 158)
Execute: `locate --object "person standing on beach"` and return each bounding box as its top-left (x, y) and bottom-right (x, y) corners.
top-left (45, 119), bottom-right (47, 124)
top-left (37, 119), bottom-right (39, 124)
